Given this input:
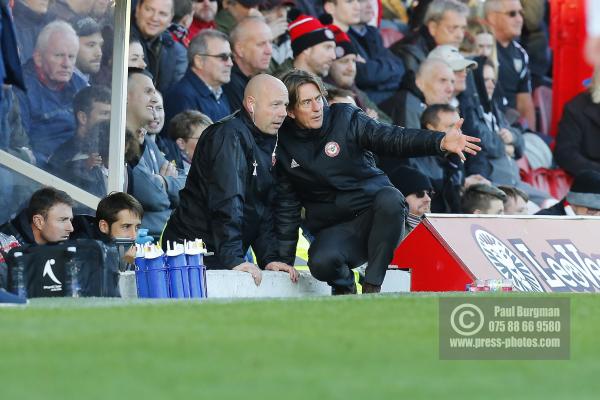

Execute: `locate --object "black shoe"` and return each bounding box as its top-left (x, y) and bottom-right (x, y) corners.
top-left (0, 289), bottom-right (27, 306)
top-left (362, 282), bottom-right (382, 294)
top-left (331, 283), bottom-right (357, 295)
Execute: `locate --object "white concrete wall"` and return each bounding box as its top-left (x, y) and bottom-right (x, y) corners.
top-left (118, 269), bottom-right (411, 299)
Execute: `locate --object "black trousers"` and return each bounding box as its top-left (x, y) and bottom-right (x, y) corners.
top-left (307, 186), bottom-right (407, 288)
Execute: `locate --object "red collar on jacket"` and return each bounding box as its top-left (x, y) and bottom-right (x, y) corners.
top-left (34, 63), bottom-right (66, 91)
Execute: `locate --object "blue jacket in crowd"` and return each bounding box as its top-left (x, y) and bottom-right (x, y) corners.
top-left (16, 60), bottom-right (87, 165)
top-left (164, 68), bottom-right (232, 128)
top-left (349, 25), bottom-right (405, 106)
top-left (0, 0), bottom-right (25, 102)
top-left (11, 0), bottom-right (51, 65)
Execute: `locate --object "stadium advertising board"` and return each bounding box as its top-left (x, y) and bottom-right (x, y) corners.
top-left (393, 216), bottom-right (600, 293)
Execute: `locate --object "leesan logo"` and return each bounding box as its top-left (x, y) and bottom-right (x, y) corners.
top-left (42, 259), bottom-right (63, 292)
top-left (474, 228), bottom-right (600, 292)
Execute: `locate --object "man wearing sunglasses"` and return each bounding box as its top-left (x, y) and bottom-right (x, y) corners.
top-left (485, 0), bottom-right (536, 130)
top-left (164, 29), bottom-right (233, 132)
top-left (537, 170), bottom-right (600, 217)
top-left (387, 166), bottom-right (435, 235)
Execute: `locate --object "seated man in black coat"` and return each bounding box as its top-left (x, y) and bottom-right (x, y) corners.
top-left (0, 187), bottom-right (74, 247)
top-left (72, 192), bottom-right (145, 264)
top-left (275, 69), bottom-right (480, 294)
top-left (554, 71), bottom-right (600, 176)
top-left (162, 74), bottom-right (298, 285)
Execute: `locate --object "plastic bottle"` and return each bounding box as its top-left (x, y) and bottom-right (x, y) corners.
top-left (64, 247), bottom-right (80, 297)
top-left (12, 251), bottom-right (27, 298)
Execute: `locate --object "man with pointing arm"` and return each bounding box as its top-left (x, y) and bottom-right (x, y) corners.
top-left (275, 69), bottom-right (480, 294)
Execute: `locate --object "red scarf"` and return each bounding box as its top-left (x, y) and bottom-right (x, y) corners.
top-left (34, 63), bottom-right (66, 91)
top-left (188, 19), bottom-right (216, 41)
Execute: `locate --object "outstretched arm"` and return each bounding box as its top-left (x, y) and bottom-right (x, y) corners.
top-left (352, 106), bottom-right (480, 160)
top-left (439, 119), bottom-right (482, 162)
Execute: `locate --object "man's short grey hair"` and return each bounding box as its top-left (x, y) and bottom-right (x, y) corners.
top-left (416, 58), bottom-right (452, 80)
top-left (188, 29), bottom-right (230, 65)
top-left (424, 0), bottom-right (470, 24)
top-left (484, 0), bottom-right (508, 16)
top-left (35, 20), bottom-right (78, 53)
top-left (230, 16), bottom-right (267, 48)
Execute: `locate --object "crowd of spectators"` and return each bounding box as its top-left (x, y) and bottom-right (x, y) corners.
top-left (1, 0), bottom-right (597, 240)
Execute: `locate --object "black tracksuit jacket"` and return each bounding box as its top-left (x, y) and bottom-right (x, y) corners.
top-left (164, 110), bottom-right (279, 269)
top-left (275, 103), bottom-right (445, 264)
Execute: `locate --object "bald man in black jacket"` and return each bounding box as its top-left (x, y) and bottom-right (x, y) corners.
top-left (162, 74), bottom-right (298, 285)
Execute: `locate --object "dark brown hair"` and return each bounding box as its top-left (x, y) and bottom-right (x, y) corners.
top-left (96, 192), bottom-right (144, 227)
top-left (279, 69), bottom-right (328, 111)
top-left (420, 103), bottom-right (458, 129)
top-left (27, 187), bottom-right (74, 222)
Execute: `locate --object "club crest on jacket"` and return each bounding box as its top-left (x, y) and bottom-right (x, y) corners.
top-left (324, 141), bottom-right (340, 158)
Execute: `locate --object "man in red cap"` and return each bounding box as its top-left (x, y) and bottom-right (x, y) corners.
top-left (288, 10), bottom-right (337, 78)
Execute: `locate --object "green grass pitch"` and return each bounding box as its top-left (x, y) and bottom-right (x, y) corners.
top-left (1, 293), bottom-right (599, 399)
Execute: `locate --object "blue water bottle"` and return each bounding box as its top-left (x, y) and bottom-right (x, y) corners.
top-left (185, 239), bottom-right (207, 298)
top-left (165, 241), bottom-right (187, 298)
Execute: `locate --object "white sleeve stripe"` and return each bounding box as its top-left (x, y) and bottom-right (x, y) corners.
top-left (513, 41), bottom-right (530, 65)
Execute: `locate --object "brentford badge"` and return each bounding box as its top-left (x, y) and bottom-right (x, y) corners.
top-left (324, 141), bottom-right (340, 157)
